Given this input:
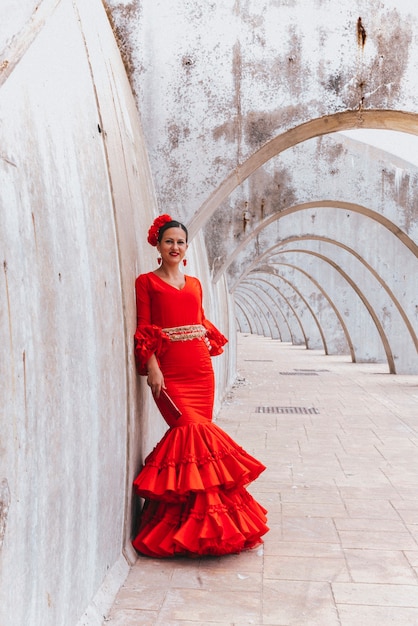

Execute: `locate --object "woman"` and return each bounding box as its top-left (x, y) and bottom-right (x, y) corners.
top-left (132, 214), bottom-right (268, 557)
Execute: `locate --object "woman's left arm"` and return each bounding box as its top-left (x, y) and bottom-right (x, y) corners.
top-left (197, 279), bottom-right (228, 356)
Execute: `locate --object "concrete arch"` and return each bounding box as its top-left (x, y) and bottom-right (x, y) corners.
top-left (234, 298), bottom-right (253, 334)
top-left (242, 276), bottom-right (294, 342)
top-left (269, 254), bottom-right (394, 371)
top-left (235, 284), bottom-right (276, 337)
top-left (235, 282), bottom-right (286, 341)
top-left (197, 117), bottom-right (418, 374)
top-left (239, 239), bottom-right (398, 371)
top-left (241, 270), bottom-right (328, 352)
top-left (188, 110), bottom-right (418, 238)
top-left (271, 235), bottom-right (418, 354)
top-left (217, 200), bottom-right (418, 283)
top-left (0, 1), bottom-right (61, 87)
top-left (234, 292), bottom-right (264, 335)
top-left (234, 280), bottom-right (307, 347)
top-left (232, 211), bottom-right (418, 369)
top-left (235, 281), bottom-right (291, 341)
top-left (262, 259), bottom-right (354, 360)
top-left (239, 272), bottom-right (326, 347)
top-left (244, 276), bottom-right (306, 345)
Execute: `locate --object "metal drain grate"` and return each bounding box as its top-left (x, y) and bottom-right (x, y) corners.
top-left (244, 359), bottom-right (274, 362)
top-left (280, 371), bottom-right (318, 376)
top-left (294, 369), bottom-right (330, 373)
top-left (255, 406), bottom-right (320, 414)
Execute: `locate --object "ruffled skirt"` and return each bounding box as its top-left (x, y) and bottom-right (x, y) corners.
top-left (132, 421), bottom-right (268, 557)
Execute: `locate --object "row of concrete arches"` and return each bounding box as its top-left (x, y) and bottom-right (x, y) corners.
top-left (191, 110), bottom-right (418, 374)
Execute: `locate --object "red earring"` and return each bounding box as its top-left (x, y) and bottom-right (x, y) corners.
top-left (183, 258), bottom-right (187, 266)
top-left (157, 257), bottom-right (161, 265)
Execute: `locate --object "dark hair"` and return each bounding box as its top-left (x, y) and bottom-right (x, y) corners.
top-left (158, 220), bottom-right (188, 242)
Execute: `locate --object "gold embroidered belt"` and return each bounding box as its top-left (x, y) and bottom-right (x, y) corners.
top-left (162, 324), bottom-right (207, 342)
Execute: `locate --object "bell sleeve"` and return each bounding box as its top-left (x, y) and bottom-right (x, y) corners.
top-left (134, 324), bottom-right (170, 375)
top-left (133, 274), bottom-right (170, 375)
top-left (202, 318), bottom-right (228, 356)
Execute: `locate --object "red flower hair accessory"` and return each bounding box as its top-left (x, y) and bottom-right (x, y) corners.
top-left (147, 214), bottom-right (173, 246)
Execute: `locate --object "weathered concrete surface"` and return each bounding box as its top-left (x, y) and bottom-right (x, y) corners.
top-left (1, 1), bottom-right (163, 624)
top-left (109, 0), bottom-right (418, 373)
top-left (110, 1), bottom-right (418, 222)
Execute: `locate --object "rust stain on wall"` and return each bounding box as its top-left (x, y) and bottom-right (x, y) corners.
top-left (321, 8), bottom-right (413, 110)
top-left (248, 166), bottom-right (298, 219)
top-left (381, 166), bottom-right (418, 234)
top-left (0, 478), bottom-right (10, 550)
top-left (105, 2), bottom-right (141, 96)
top-left (243, 105), bottom-right (307, 149)
top-left (357, 17), bottom-right (367, 47)
top-left (204, 163), bottom-right (298, 275)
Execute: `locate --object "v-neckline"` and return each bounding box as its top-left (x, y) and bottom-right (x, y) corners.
top-left (152, 272), bottom-right (187, 291)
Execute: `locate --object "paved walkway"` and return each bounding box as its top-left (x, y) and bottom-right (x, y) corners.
top-left (105, 333), bottom-right (418, 625)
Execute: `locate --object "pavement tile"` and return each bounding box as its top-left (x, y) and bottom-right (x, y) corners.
top-left (264, 554), bottom-right (350, 582)
top-left (338, 605), bottom-right (418, 626)
top-left (342, 498), bottom-right (401, 519)
top-left (338, 530), bottom-right (418, 551)
top-left (282, 502), bottom-right (347, 518)
top-left (405, 551), bottom-right (418, 567)
top-left (264, 540), bottom-right (343, 558)
top-left (281, 516), bottom-right (340, 543)
top-left (338, 485), bottom-right (400, 500)
top-left (396, 487), bottom-right (418, 500)
top-left (407, 526), bottom-right (418, 543)
top-left (263, 579), bottom-right (339, 625)
top-left (280, 486), bottom-right (343, 504)
top-left (170, 565), bottom-right (262, 592)
top-left (333, 582), bottom-right (418, 606)
top-left (343, 548), bottom-right (417, 584)
top-left (108, 585), bottom-right (165, 611)
top-left (156, 588), bottom-right (261, 623)
top-left (192, 548), bottom-right (264, 573)
top-left (156, 622), bottom-right (238, 626)
top-left (334, 517), bottom-right (407, 532)
top-left (121, 558), bottom-right (174, 588)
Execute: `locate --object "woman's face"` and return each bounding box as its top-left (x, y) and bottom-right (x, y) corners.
top-left (157, 227), bottom-right (188, 265)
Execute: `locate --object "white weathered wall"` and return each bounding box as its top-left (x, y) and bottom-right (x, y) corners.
top-left (0, 1), bottom-right (159, 624)
top-left (0, 2), bottom-right (235, 624)
top-left (109, 0), bottom-right (418, 224)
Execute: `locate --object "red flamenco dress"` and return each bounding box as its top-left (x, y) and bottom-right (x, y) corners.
top-left (132, 272), bottom-right (268, 557)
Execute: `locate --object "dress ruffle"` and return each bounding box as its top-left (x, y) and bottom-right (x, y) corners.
top-left (134, 422), bottom-right (265, 501)
top-left (132, 421), bottom-right (268, 557)
top-left (134, 324), bottom-right (170, 375)
top-left (132, 488), bottom-right (268, 558)
top-left (202, 319), bottom-right (228, 356)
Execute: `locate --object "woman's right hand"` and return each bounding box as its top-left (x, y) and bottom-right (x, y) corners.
top-left (146, 355), bottom-right (165, 398)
